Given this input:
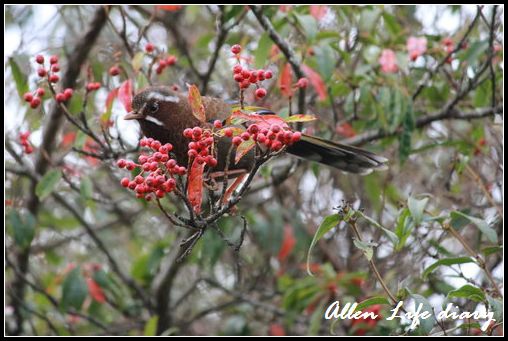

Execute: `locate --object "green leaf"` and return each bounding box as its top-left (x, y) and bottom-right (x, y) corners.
top-left (382, 12), bottom-right (401, 36)
top-left (132, 51), bottom-right (145, 72)
top-left (254, 33), bottom-right (272, 69)
top-left (294, 14), bottom-right (318, 40)
top-left (399, 104), bottom-right (414, 164)
top-left (482, 246), bottom-right (502, 256)
top-left (314, 45), bottom-right (335, 82)
top-left (80, 176), bottom-right (93, 199)
top-left (35, 170), bottom-right (62, 200)
top-left (144, 315), bottom-right (159, 336)
top-left (410, 294), bottom-right (435, 334)
top-left (353, 239), bottom-right (374, 261)
top-left (356, 296), bottom-right (390, 311)
top-left (408, 196), bottom-right (429, 226)
top-left (448, 284), bottom-right (485, 303)
top-left (9, 57), bottom-right (29, 98)
top-left (460, 40), bottom-right (489, 65)
top-left (306, 213), bottom-right (341, 275)
top-left (450, 211), bottom-right (497, 243)
top-left (422, 257), bottom-right (475, 279)
top-left (357, 211), bottom-right (399, 246)
top-left (136, 72), bottom-right (149, 91)
top-left (61, 267), bottom-right (88, 311)
top-left (486, 295), bottom-right (503, 323)
top-left (8, 210), bottom-right (36, 249)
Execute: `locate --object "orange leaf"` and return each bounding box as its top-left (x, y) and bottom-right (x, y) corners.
top-left (269, 323), bottom-right (286, 336)
top-left (118, 80), bottom-right (133, 112)
top-left (278, 224), bottom-right (296, 262)
top-left (187, 84), bottom-right (206, 122)
top-left (335, 122), bottom-right (356, 137)
top-left (86, 278), bottom-right (106, 303)
top-left (302, 64), bottom-right (327, 101)
top-left (221, 174), bottom-right (246, 205)
top-left (156, 5), bottom-right (183, 11)
top-left (235, 139), bottom-right (256, 164)
top-left (284, 114), bottom-right (317, 123)
top-left (278, 63), bottom-right (293, 97)
top-left (187, 158), bottom-right (205, 214)
top-left (310, 5), bottom-right (329, 20)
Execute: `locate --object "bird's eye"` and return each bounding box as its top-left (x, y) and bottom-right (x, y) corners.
top-left (149, 102), bottom-right (159, 113)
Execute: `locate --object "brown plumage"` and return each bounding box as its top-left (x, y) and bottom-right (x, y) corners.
top-left (124, 86), bottom-right (388, 174)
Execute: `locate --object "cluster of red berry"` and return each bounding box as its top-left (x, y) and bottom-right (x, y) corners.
top-left (56, 88), bottom-right (74, 103)
top-left (86, 82), bottom-right (101, 92)
top-left (23, 54), bottom-right (59, 108)
top-left (19, 131), bottom-right (33, 154)
top-left (145, 41), bottom-right (178, 75)
top-left (240, 123), bottom-right (302, 151)
top-left (230, 44), bottom-right (272, 98)
top-left (117, 138), bottom-right (186, 200)
top-left (183, 126), bottom-right (218, 168)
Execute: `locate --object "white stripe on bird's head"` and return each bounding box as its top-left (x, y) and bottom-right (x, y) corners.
top-left (144, 116), bottom-right (165, 126)
top-left (147, 92), bottom-right (180, 103)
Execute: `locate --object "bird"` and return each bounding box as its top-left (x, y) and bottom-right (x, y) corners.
top-left (124, 86), bottom-right (388, 175)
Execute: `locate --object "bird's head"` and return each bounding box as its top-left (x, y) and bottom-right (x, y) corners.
top-left (124, 86), bottom-right (182, 127)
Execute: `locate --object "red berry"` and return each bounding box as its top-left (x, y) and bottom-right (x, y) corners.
top-left (271, 124), bottom-right (281, 133)
top-left (296, 77), bottom-right (309, 88)
top-left (271, 140), bottom-right (283, 151)
top-left (231, 44), bottom-right (242, 55)
top-left (213, 120), bottom-right (223, 129)
top-left (257, 134), bottom-right (266, 143)
top-left (233, 73), bottom-right (244, 82)
top-left (192, 127), bottom-right (202, 137)
top-left (36, 88), bottom-right (45, 97)
top-left (166, 55), bottom-right (177, 65)
top-left (19, 131), bottom-right (30, 140)
top-left (248, 124), bottom-right (259, 134)
top-left (241, 69), bottom-right (251, 79)
top-left (24, 145), bottom-right (34, 154)
top-left (49, 74), bottom-right (59, 83)
top-left (188, 149), bottom-right (198, 158)
top-left (166, 159), bottom-right (177, 169)
top-left (35, 55), bottom-right (44, 64)
top-left (23, 92), bottom-right (34, 103)
top-left (150, 140), bottom-right (162, 151)
top-left (120, 178), bottom-right (130, 187)
top-left (51, 64), bottom-right (60, 72)
top-left (257, 69), bottom-right (265, 80)
top-left (138, 155), bottom-right (148, 164)
top-left (241, 132), bottom-right (251, 140)
top-left (109, 66), bottom-right (120, 76)
top-left (264, 70), bottom-right (273, 79)
top-left (183, 128), bottom-right (193, 138)
top-left (145, 43), bottom-right (155, 53)
top-left (291, 131), bottom-right (302, 143)
top-left (56, 93), bottom-right (66, 102)
top-left (126, 161), bottom-right (136, 171)
top-left (156, 66), bottom-right (164, 75)
top-left (255, 88), bottom-right (267, 98)
top-left (240, 80), bottom-right (250, 89)
top-left (223, 128), bottom-right (233, 137)
top-left (30, 97), bottom-right (41, 108)
top-left (206, 156), bottom-right (218, 167)
top-left (233, 65), bottom-right (243, 74)
top-left (117, 159), bottom-right (127, 168)
top-left (49, 55), bottom-right (58, 64)
top-left (232, 136), bottom-right (243, 146)
top-left (37, 68), bottom-right (47, 77)
top-left (63, 88), bottom-right (73, 100)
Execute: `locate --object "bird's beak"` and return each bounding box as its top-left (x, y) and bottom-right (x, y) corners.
top-left (124, 111), bottom-right (144, 120)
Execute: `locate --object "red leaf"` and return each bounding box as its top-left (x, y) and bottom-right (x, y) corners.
top-left (156, 5), bottom-right (182, 11)
top-left (104, 88), bottom-right (118, 113)
top-left (86, 278), bottom-right (106, 303)
top-left (269, 323), bottom-right (286, 336)
top-left (83, 138), bottom-right (100, 166)
top-left (302, 64), bottom-right (327, 101)
top-left (278, 224), bottom-right (296, 262)
top-left (187, 158), bottom-right (205, 214)
top-left (235, 139), bottom-right (256, 164)
top-left (310, 5), bottom-right (329, 20)
top-left (278, 63), bottom-right (293, 97)
top-left (221, 174), bottom-right (246, 205)
top-left (230, 111), bottom-right (289, 130)
top-left (118, 80), bottom-right (133, 113)
top-left (335, 122), bottom-right (356, 138)
top-left (61, 132), bottom-right (76, 149)
top-left (187, 84), bottom-right (206, 122)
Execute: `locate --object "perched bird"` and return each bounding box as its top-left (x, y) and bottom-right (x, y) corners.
top-left (124, 86), bottom-right (388, 174)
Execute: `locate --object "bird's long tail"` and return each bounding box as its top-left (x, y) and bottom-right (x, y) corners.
top-left (286, 134), bottom-right (388, 174)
